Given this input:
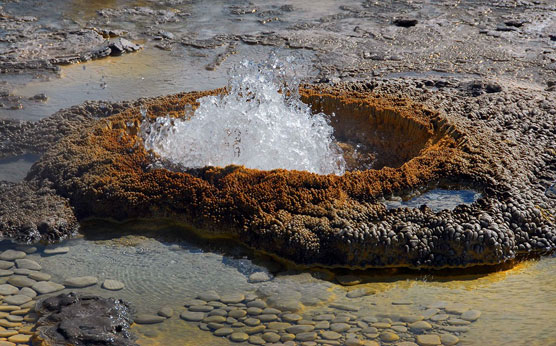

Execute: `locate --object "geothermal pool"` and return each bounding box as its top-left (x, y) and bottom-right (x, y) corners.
top-left (1, 0), bottom-right (555, 345)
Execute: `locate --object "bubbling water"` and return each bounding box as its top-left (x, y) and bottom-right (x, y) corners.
top-left (141, 57), bottom-right (346, 175)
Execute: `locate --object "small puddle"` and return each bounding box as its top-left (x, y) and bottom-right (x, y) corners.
top-left (0, 154), bottom-right (40, 182)
top-left (383, 189), bottom-right (481, 212)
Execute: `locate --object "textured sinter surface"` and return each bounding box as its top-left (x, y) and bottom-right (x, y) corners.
top-left (26, 83), bottom-right (555, 269)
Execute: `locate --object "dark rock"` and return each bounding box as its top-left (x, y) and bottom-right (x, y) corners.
top-left (108, 38), bottom-right (142, 56)
top-left (35, 293), bottom-right (137, 346)
top-left (393, 18), bottom-right (418, 28)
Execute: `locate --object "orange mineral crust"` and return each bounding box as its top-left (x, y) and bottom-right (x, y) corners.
top-left (28, 84), bottom-right (553, 269)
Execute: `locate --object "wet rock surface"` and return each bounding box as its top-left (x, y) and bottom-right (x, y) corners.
top-left (34, 292), bottom-right (136, 346)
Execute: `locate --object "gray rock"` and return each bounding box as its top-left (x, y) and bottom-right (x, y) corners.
top-left (19, 287), bottom-right (37, 298)
top-left (380, 331), bottom-right (400, 342)
top-left (189, 305), bottom-right (213, 312)
top-left (401, 314), bottom-right (424, 323)
top-left (346, 288), bottom-right (374, 298)
top-left (314, 313), bottom-right (335, 321)
top-left (321, 331), bottom-right (342, 340)
top-left (246, 299), bottom-right (267, 309)
top-left (8, 276), bottom-right (37, 287)
top-left (16, 246), bottom-right (37, 254)
top-left (229, 332), bottom-right (249, 342)
top-left (0, 270), bottom-right (14, 277)
top-left (460, 310), bottom-right (481, 321)
top-left (28, 271), bottom-right (51, 281)
top-left (220, 293), bottom-right (245, 304)
top-left (416, 334), bottom-right (441, 345)
top-left (286, 325), bottom-right (315, 334)
top-left (0, 250), bottom-right (26, 260)
top-left (204, 315), bottom-right (226, 323)
top-left (180, 311), bottom-right (205, 321)
top-left (282, 313), bottom-right (302, 322)
top-left (158, 307), bottom-right (173, 318)
top-left (4, 294), bottom-right (32, 305)
top-left (440, 334), bottom-right (459, 346)
top-left (134, 314), bottom-right (165, 324)
top-left (248, 272), bottom-right (272, 283)
top-left (248, 335), bottom-right (265, 345)
top-left (244, 317), bottom-right (261, 326)
top-left (0, 284), bottom-right (19, 295)
top-left (247, 307), bottom-right (262, 315)
top-left (409, 321), bottom-right (432, 331)
top-left (228, 309), bottom-right (246, 318)
top-left (330, 323), bottom-right (350, 332)
top-left (102, 279), bottom-right (125, 291)
top-left (197, 290), bottom-right (220, 301)
top-left (330, 303), bottom-right (359, 312)
top-left (430, 314), bottom-right (450, 321)
top-left (0, 260), bottom-right (14, 270)
top-left (15, 259), bottom-right (41, 270)
top-left (447, 318), bottom-right (471, 326)
top-left (262, 332), bottom-right (281, 342)
top-left (32, 281), bottom-right (65, 294)
top-left (258, 314), bottom-right (277, 322)
top-left (295, 332), bottom-right (317, 341)
top-left (44, 247), bottom-right (69, 255)
top-left (315, 321), bottom-right (330, 329)
top-left (63, 276), bottom-right (98, 288)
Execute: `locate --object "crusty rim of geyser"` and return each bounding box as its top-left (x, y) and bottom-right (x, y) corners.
top-left (28, 84), bottom-right (552, 269)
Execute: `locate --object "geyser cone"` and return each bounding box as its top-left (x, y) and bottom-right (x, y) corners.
top-left (28, 82), bottom-right (554, 269)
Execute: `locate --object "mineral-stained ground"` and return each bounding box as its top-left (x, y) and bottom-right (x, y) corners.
top-left (0, 0), bottom-right (555, 269)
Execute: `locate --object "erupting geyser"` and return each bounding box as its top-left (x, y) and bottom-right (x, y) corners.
top-left (141, 57), bottom-right (346, 175)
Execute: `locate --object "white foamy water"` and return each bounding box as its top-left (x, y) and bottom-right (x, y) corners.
top-left (141, 57), bottom-right (346, 175)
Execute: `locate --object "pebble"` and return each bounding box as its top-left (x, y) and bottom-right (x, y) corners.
top-left (16, 246), bottom-right (37, 254)
top-left (213, 327), bottom-right (233, 336)
top-left (228, 309), bottom-right (247, 318)
top-left (248, 272), bottom-right (272, 283)
top-left (416, 334), bottom-right (441, 346)
top-left (321, 331), bottom-right (342, 340)
top-left (248, 335), bottom-right (265, 344)
top-left (13, 268), bottom-right (35, 275)
top-left (7, 276), bottom-right (36, 288)
top-left (63, 276), bottom-right (98, 288)
top-left (247, 299), bottom-right (267, 309)
top-left (31, 281), bottom-right (65, 294)
top-left (0, 270), bottom-right (14, 277)
top-left (330, 323), bottom-right (350, 332)
top-left (189, 305), bottom-right (213, 312)
top-left (430, 314), bottom-right (450, 321)
top-left (6, 315), bottom-right (22, 322)
top-left (409, 320), bottom-right (432, 331)
top-left (134, 314), bottom-right (165, 324)
top-left (102, 279), bottom-right (125, 291)
top-left (180, 311), bottom-right (205, 321)
top-left (423, 308), bottom-right (440, 319)
top-left (258, 314), bottom-right (277, 322)
top-left (0, 331), bottom-right (18, 338)
top-left (267, 322), bottom-right (290, 331)
top-left (230, 332), bottom-right (249, 342)
top-left (19, 287), bottom-right (37, 298)
top-left (244, 318), bottom-right (261, 326)
top-left (447, 318), bottom-right (471, 326)
top-left (8, 334), bottom-right (31, 343)
top-left (441, 325), bottom-right (470, 333)
top-left (460, 310), bottom-right (481, 321)
top-left (244, 325), bottom-right (266, 334)
top-left (295, 332), bottom-right (317, 341)
top-left (204, 316), bottom-right (226, 323)
top-left (0, 261), bottom-right (14, 270)
top-left (371, 322), bottom-right (391, 329)
top-left (0, 284), bottom-right (19, 295)
top-left (397, 343), bottom-right (419, 346)
top-left (3, 295), bottom-right (31, 306)
top-left (315, 321), bottom-right (330, 329)
top-left (0, 250), bottom-right (26, 261)
top-left (440, 334), bottom-right (459, 345)
top-left (28, 272), bottom-right (51, 281)
top-left (184, 299), bottom-right (206, 307)
top-left (286, 325), bottom-right (315, 334)
top-left (392, 325), bottom-right (408, 333)
top-left (207, 322), bottom-right (224, 330)
top-left (43, 247), bottom-right (69, 255)
top-left (282, 313), bottom-right (302, 322)
top-left (247, 307), bottom-right (263, 315)
top-left (392, 300), bottom-right (413, 305)
top-left (262, 332), bottom-right (281, 342)
top-left (361, 316), bottom-right (378, 323)
top-left (380, 331), bottom-right (399, 342)
top-left (158, 306), bottom-right (174, 318)
top-left (445, 304), bottom-right (468, 315)
top-left (262, 308), bottom-right (281, 315)
top-left (14, 259), bottom-right (41, 271)
top-left (314, 314), bottom-right (335, 321)
top-left (220, 293), bottom-right (245, 304)
top-left (401, 314), bottom-right (424, 323)
top-left (197, 291), bottom-right (220, 301)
